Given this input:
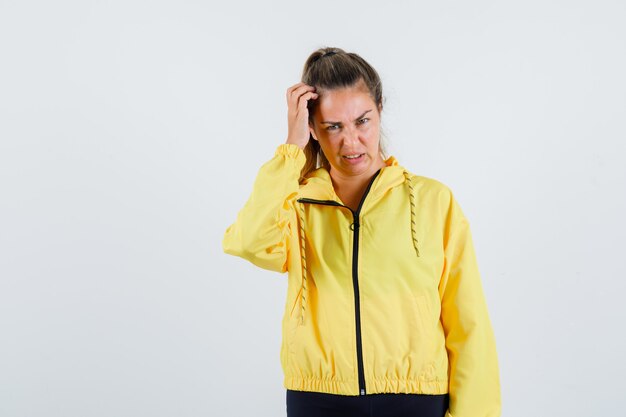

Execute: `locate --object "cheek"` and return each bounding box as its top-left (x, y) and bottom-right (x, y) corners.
top-left (318, 138), bottom-right (342, 156)
top-left (362, 124), bottom-right (379, 140)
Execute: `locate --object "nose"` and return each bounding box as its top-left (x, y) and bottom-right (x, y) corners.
top-left (342, 124), bottom-right (360, 146)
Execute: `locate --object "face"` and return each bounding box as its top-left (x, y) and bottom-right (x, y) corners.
top-left (309, 83), bottom-right (385, 179)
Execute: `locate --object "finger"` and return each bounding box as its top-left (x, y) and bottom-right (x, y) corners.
top-left (288, 85), bottom-right (314, 105)
top-left (298, 91), bottom-right (318, 111)
top-left (286, 83), bottom-right (304, 101)
top-left (286, 83), bottom-right (310, 102)
top-left (288, 84), bottom-right (316, 106)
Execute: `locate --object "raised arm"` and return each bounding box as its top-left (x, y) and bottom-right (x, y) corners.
top-left (222, 144), bottom-right (305, 272)
top-left (222, 82), bottom-right (319, 272)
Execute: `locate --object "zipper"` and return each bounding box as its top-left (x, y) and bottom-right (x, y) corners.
top-left (297, 168), bottom-right (382, 396)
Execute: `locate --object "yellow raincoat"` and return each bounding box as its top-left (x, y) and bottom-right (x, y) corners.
top-left (223, 143), bottom-right (501, 416)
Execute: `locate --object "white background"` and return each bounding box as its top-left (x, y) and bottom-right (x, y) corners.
top-left (1, 1), bottom-right (625, 416)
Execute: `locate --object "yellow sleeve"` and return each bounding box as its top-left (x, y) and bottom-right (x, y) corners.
top-left (439, 195), bottom-right (502, 417)
top-left (222, 143), bottom-right (305, 273)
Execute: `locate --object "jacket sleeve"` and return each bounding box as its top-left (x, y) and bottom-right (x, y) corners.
top-left (438, 194), bottom-right (501, 417)
top-left (222, 143), bottom-right (305, 273)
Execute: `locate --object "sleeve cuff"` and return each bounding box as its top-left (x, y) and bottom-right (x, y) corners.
top-left (275, 143), bottom-right (305, 158)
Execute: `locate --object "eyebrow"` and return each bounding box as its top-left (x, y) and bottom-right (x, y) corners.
top-left (320, 110), bottom-right (372, 125)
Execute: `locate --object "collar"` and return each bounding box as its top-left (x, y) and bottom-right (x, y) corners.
top-left (298, 155), bottom-right (409, 203)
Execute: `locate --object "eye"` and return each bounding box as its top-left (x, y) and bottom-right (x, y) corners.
top-left (326, 125), bottom-right (339, 131)
top-left (357, 118), bottom-right (369, 125)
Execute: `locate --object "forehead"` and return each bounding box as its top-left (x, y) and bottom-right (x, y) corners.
top-left (314, 85), bottom-right (376, 120)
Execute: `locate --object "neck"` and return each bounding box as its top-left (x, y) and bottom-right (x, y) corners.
top-left (328, 157), bottom-right (387, 206)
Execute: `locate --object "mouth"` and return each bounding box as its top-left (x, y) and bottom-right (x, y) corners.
top-left (342, 153), bottom-right (365, 163)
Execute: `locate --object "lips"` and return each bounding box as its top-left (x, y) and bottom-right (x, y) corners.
top-left (342, 153), bottom-right (365, 164)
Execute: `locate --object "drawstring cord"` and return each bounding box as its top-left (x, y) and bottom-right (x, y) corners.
top-left (297, 201), bottom-right (308, 325)
top-left (403, 171), bottom-right (421, 257)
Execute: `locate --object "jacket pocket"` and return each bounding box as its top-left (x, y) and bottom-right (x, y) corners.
top-left (289, 285), bottom-right (303, 320)
top-left (287, 286), bottom-right (303, 358)
top-left (412, 294), bottom-right (435, 349)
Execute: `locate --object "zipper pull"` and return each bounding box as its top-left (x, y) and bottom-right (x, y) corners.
top-left (349, 221), bottom-right (360, 231)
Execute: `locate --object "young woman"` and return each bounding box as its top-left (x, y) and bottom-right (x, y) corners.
top-left (223, 47), bottom-right (501, 417)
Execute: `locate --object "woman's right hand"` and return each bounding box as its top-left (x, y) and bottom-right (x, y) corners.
top-left (285, 82), bottom-right (318, 149)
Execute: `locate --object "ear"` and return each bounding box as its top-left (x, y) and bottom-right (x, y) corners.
top-left (309, 124), bottom-right (318, 141)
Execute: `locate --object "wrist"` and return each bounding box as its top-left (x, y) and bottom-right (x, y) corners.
top-left (285, 138), bottom-right (307, 150)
